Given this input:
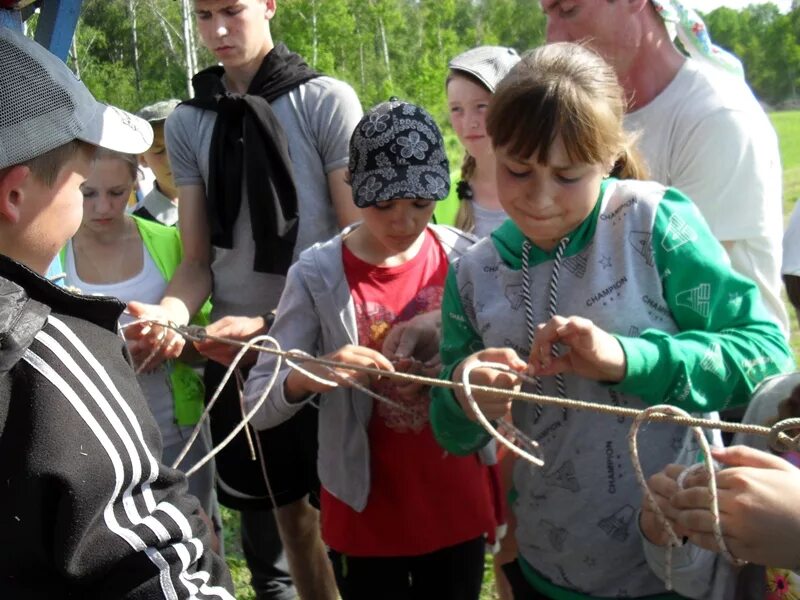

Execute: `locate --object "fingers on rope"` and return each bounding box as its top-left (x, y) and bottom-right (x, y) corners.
top-left (629, 405), bottom-right (746, 591)
top-left (123, 320), bottom-right (800, 479)
top-left (121, 319), bottom-right (800, 589)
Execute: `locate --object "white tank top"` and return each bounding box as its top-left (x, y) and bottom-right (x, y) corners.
top-left (63, 241), bottom-right (186, 446)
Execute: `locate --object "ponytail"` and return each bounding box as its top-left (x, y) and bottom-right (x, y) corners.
top-left (455, 153), bottom-right (476, 233)
top-left (611, 144), bottom-right (649, 181)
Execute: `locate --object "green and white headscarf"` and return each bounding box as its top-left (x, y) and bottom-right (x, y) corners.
top-left (651, 0), bottom-right (744, 78)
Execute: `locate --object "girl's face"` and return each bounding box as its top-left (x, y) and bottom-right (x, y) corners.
top-left (80, 158), bottom-right (135, 233)
top-left (447, 75), bottom-right (493, 161)
top-left (359, 199), bottom-right (435, 257)
top-left (495, 135), bottom-right (608, 251)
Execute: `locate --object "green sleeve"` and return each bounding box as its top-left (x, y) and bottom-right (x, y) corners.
top-left (429, 267), bottom-right (493, 455)
top-left (614, 188), bottom-right (794, 412)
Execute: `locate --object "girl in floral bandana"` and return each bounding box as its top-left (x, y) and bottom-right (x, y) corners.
top-left (243, 99), bottom-right (497, 600)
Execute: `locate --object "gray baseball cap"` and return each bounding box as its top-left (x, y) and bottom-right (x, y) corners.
top-left (136, 99), bottom-right (181, 124)
top-left (0, 27), bottom-right (153, 169)
top-left (449, 46), bottom-right (521, 93)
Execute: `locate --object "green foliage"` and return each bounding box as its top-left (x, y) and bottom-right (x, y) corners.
top-left (67, 1), bottom-right (799, 121)
top-left (68, 0), bottom-right (549, 119)
top-left (704, 3), bottom-right (800, 104)
top-left (773, 111), bottom-right (800, 171)
top-left (70, 0), bottom-right (191, 110)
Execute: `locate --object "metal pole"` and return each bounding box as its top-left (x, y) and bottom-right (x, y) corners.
top-left (33, 0), bottom-right (83, 61)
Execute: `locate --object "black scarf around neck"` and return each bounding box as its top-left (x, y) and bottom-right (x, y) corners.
top-left (185, 44), bottom-right (320, 274)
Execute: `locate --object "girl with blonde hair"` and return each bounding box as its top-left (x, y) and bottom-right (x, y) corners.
top-left (435, 45), bottom-right (519, 237)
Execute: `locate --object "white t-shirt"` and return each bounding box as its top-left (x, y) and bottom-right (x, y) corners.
top-left (471, 202), bottom-right (507, 239)
top-left (625, 59), bottom-right (788, 334)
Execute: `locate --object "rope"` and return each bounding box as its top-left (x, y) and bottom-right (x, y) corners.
top-left (162, 321), bottom-right (800, 455)
top-left (175, 334), bottom-right (281, 477)
top-left (118, 318), bottom-right (168, 375)
top-left (166, 333), bottom-right (417, 478)
top-left (119, 318), bottom-right (800, 480)
top-left (461, 360), bottom-right (545, 466)
top-left (628, 405), bottom-right (746, 591)
top-left (122, 318), bottom-right (793, 594)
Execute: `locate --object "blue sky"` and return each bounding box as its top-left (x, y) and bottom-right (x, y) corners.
top-left (693, 0), bottom-right (792, 12)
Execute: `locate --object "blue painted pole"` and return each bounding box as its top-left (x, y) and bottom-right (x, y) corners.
top-left (34, 0), bottom-right (82, 62)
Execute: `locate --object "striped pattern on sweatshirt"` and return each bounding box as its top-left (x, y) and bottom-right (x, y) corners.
top-left (5, 312), bottom-right (233, 599)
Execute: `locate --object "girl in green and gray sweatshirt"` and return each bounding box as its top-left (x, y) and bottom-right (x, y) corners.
top-left (429, 42), bottom-right (793, 600)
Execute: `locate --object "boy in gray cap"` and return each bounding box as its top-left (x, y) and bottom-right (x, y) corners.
top-left (0, 28), bottom-right (233, 598)
top-left (135, 99), bottom-right (182, 226)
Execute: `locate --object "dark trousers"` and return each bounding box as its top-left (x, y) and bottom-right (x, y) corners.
top-left (241, 509), bottom-right (295, 600)
top-left (501, 561), bottom-right (552, 599)
top-left (329, 537), bottom-right (485, 600)
top-left (204, 361), bottom-right (318, 600)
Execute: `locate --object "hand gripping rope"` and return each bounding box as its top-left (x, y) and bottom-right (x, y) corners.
top-left (629, 405), bottom-right (747, 590)
top-left (121, 320), bottom-right (800, 588)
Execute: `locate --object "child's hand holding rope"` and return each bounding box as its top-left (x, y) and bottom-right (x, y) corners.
top-left (125, 301), bottom-right (186, 370)
top-left (640, 464), bottom-right (692, 546)
top-left (284, 344), bottom-right (395, 403)
top-left (453, 348), bottom-right (527, 420)
top-left (382, 310), bottom-right (442, 399)
top-left (667, 445), bottom-right (800, 569)
top-left (193, 315), bottom-right (270, 367)
top-left (528, 315), bottom-right (626, 383)
top-left (382, 310), bottom-right (441, 368)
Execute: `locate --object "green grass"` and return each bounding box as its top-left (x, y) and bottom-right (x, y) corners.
top-left (222, 111), bottom-right (800, 600)
top-left (220, 507), bottom-right (256, 599)
top-left (771, 110), bottom-right (800, 359)
top-left (770, 110), bottom-right (800, 214)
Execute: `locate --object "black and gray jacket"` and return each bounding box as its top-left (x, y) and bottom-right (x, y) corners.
top-left (0, 255), bottom-right (233, 599)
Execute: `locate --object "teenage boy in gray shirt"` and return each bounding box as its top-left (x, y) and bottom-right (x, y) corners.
top-left (125, 1), bottom-right (362, 599)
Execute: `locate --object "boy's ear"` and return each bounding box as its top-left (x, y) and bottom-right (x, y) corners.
top-left (139, 154), bottom-right (149, 169)
top-left (0, 165), bottom-right (31, 225)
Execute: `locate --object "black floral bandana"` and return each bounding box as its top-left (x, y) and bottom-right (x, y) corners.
top-left (348, 99), bottom-right (450, 207)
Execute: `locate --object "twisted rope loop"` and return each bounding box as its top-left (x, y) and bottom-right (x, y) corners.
top-left (628, 405), bottom-right (746, 590)
top-left (121, 319), bottom-right (799, 590)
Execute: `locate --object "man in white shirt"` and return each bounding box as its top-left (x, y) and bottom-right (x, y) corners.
top-left (542, 0), bottom-right (788, 335)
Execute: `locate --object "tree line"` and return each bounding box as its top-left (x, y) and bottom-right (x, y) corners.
top-left (44, 0), bottom-right (800, 122)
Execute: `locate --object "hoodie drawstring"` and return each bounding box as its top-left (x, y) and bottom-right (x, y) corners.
top-left (521, 237), bottom-right (570, 421)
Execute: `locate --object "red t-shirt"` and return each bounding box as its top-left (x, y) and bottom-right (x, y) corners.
top-left (320, 229), bottom-right (496, 557)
